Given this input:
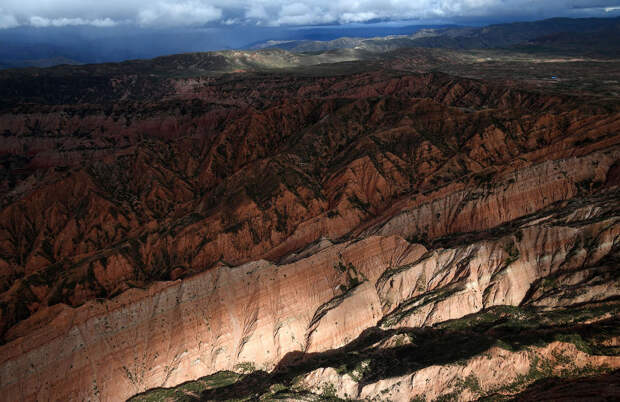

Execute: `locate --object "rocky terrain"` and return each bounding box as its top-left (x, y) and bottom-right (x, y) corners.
top-left (0, 24), bottom-right (619, 401)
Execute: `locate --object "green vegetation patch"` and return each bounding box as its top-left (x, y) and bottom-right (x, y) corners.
top-left (128, 371), bottom-right (240, 402)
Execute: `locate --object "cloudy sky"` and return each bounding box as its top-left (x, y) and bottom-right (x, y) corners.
top-left (1, 0), bottom-right (619, 29)
top-left (0, 0), bottom-right (619, 67)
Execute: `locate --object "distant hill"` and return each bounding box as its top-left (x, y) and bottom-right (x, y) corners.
top-left (0, 56), bottom-right (81, 70)
top-left (513, 26), bottom-right (620, 57)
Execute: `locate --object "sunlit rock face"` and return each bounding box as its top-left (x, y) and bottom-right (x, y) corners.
top-left (2, 206), bottom-right (619, 401)
top-left (0, 51), bottom-right (619, 401)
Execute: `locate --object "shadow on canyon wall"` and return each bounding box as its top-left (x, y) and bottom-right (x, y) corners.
top-left (197, 302), bottom-right (619, 400)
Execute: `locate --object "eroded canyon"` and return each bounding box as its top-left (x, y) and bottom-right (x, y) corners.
top-left (0, 43), bottom-right (619, 401)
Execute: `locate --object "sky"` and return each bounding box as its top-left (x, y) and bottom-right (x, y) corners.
top-left (0, 1), bottom-right (619, 66)
top-left (1, 0), bottom-right (619, 29)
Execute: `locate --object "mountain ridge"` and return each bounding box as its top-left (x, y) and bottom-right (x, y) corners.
top-left (251, 17), bottom-right (620, 57)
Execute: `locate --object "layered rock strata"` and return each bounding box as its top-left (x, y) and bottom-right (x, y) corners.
top-left (0, 60), bottom-right (618, 401)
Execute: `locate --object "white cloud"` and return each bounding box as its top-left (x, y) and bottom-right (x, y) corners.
top-left (0, 0), bottom-right (619, 29)
top-left (137, 1), bottom-right (222, 27)
top-left (245, 4), bottom-right (269, 20)
top-left (91, 18), bottom-right (118, 27)
top-left (340, 12), bottom-right (380, 23)
top-left (276, 3), bottom-right (336, 25)
top-left (29, 16), bottom-right (118, 27)
top-left (0, 10), bottom-right (18, 29)
top-left (29, 16), bottom-right (54, 27)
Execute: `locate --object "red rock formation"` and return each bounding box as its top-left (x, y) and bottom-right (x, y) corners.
top-left (0, 60), bottom-right (618, 401)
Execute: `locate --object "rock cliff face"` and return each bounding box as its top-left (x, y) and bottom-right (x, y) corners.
top-left (0, 55), bottom-right (619, 401)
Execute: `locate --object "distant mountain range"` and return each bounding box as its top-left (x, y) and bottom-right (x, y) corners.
top-left (0, 17), bottom-right (618, 70)
top-left (251, 17), bottom-right (620, 57)
top-left (0, 24), bottom-right (454, 70)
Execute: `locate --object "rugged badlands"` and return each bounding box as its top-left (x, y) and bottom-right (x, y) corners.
top-left (0, 57), bottom-right (619, 400)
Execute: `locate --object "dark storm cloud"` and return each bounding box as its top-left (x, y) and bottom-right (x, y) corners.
top-left (1, 0), bottom-right (620, 29)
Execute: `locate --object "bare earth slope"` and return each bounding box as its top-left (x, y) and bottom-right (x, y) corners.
top-left (0, 48), bottom-right (619, 401)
